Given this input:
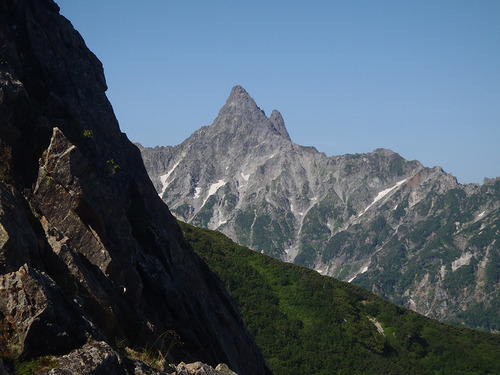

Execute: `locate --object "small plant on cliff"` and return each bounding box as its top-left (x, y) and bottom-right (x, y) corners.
top-left (83, 129), bottom-right (93, 138)
top-left (106, 159), bottom-right (120, 175)
top-left (125, 330), bottom-right (183, 371)
top-left (146, 330), bottom-right (183, 370)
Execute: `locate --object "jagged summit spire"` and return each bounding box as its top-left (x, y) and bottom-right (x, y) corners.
top-left (225, 85), bottom-right (259, 110)
top-left (269, 109), bottom-right (291, 141)
top-left (216, 85), bottom-right (291, 141)
top-left (228, 85), bottom-right (251, 99)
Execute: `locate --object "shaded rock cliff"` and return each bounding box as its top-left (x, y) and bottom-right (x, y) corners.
top-left (140, 86), bottom-right (499, 333)
top-left (0, 1), bottom-right (270, 374)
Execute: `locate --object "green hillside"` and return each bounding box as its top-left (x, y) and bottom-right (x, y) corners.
top-left (180, 221), bottom-right (500, 375)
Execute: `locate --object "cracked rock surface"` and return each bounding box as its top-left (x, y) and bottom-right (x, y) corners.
top-left (0, 1), bottom-right (269, 374)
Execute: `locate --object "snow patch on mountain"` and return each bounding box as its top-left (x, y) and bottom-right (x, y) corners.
top-left (475, 211), bottom-right (486, 221)
top-left (440, 265), bottom-right (447, 280)
top-left (315, 265), bottom-right (329, 275)
top-left (217, 219), bottom-right (228, 227)
top-left (201, 180), bottom-right (227, 207)
top-left (194, 187), bottom-right (202, 199)
top-left (359, 178), bottom-right (409, 217)
top-left (159, 161), bottom-right (180, 197)
top-left (452, 252), bottom-right (472, 271)
top-left (348, 264), bottom-right (370, 283)
top-left (283, 244), bottom-right (300, 263)
top-left (209, 180), bottom-right (226, 196)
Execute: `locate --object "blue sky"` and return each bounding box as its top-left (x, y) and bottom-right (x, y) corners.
top-left (55, 1), bottom-right (499, 184)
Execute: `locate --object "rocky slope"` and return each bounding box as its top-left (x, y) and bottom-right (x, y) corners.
top-left (0, 1), bottom-right (269, 374)
top-left (139, 86), bottom-right (500, 332)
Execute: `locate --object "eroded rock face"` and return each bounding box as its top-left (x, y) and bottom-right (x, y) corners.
top-left (43, 341), bottom-right (126, 375)
top-left (0, 1), bottom-right (269, 374)
top-left (40, 346), bottom-right (238, 375)
top-left (0, 182), bottom-right (39, 274)
top-left (174, 361), bottom-right (236, 375)
top-left (0, 263), bottom-right (87, 359)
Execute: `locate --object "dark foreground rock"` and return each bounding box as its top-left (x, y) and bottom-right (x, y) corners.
top-left (0, 0), bottom-right (269, 374)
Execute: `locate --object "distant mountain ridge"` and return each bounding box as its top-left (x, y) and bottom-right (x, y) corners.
top-left (139, 86), bottom-right (500, 332)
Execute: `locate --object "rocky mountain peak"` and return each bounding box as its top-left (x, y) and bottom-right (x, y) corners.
top-left (213, 86), bottom-right (291, 142)
top-left (373, 148), bottom-right (397, 157)
top-left (269, 109), bottom-right (291, 141)
top-left (140, 83), bottom-right (499, 334)
top-left (219, 85), bottom-right (263, 121)
top-left (225, 85), bottom-right (255, 107)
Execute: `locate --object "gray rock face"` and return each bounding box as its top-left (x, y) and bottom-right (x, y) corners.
top-left (140, 86), bottom-right (500, 332)
top-left (0, 263), bottom-right (88, 360)
top-left (0, 1), bottom-right (269, 374)
top-left (44, 341), bottom-right (127, 375)
top-left (40, 342), bottom-right (239, 375)
top-left (174, 361), bottom-right (237, 375)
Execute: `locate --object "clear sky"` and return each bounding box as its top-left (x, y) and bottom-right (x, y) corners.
top-left (55, 1), bottom-right (499, 184)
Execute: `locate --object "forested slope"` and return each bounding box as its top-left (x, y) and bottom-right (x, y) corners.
top-left (180, 221), bottom-right (500, 375)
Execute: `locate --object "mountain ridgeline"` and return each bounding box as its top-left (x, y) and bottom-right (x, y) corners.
top-left (0, 1), bottom-right (269, 374)
top-left (139, 85), bottom-right (500, 333)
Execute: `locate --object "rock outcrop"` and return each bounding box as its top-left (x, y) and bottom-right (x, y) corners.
top-left (140, 85), bottom-right (500, 332)
top-left (0, 1), bottom-right (269, 374)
